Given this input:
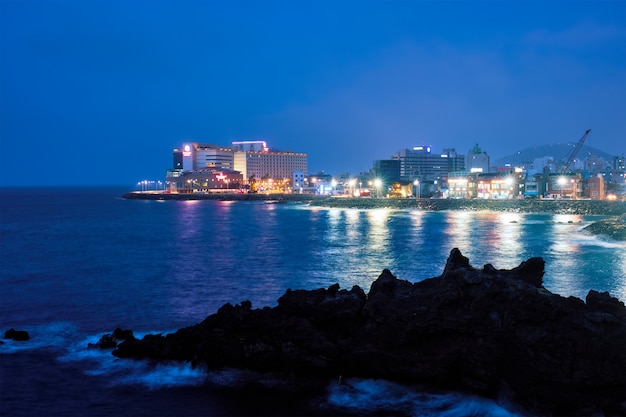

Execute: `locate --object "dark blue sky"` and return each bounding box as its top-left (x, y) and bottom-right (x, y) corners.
top-left (1, 0), bottom-right (625, 186)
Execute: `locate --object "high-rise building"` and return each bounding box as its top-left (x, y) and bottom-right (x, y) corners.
top-left (234, 149), bottom-right (308, 181)
top-left (170, 141), bottom-right (308, 182)
top-left (373, 159), bottom-right (401, 184)
top-left (466, 144), bottom-right (490, 173)
top-left (177, 143), bottom-right (235, 171)
top-left (397, 146), bottom-right (464, 181)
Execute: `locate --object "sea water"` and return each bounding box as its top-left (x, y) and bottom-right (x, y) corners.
top-left (1, 187), bottom-right (624, 416)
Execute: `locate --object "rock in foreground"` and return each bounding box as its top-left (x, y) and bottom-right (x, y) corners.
top-left (111, 249), bottom-right (626, 416)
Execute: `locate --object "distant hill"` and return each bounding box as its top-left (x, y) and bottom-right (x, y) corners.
top-left (493, 144), bottom-right (616, 166)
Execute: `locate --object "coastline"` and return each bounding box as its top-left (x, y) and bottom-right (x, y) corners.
top-left (121, 191), bottom-right (626, 216)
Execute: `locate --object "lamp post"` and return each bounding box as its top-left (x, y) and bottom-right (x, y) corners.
top-left (558, 177), bottom-right (567, 199)
top-left (349, 179), bottom-right (356, 197)
top-left (374, 179), bottom-right (382, 198)
top-left (505, 177), bottom-right (514, 199)
top-left (413, 179), bottom-right (420, 199)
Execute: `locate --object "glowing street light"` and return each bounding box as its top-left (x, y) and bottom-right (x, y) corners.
top-left (374, 178), bottom-right (382, 198)
top-left (558, 177), bottom-right (567, 199)
top-left (413, 179), bottom-right (420, 199)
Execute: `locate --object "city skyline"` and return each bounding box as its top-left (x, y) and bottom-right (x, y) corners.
top-left (1, 0), bottom-right (625, 186)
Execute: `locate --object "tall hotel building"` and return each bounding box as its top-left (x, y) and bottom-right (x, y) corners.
top-left (168, 141), bottom-right (307, 192)
top-left (232, 141), bottom-right (307, 181)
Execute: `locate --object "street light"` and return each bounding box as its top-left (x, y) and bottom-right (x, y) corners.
top-left (413, 179), bottom-right (420, 199)
top-left (558, 177), bottom-right (567, 199)
top-left (374, 178), bottom-right (382, 198)
top-left (505, 177), bottom-right (514, 199)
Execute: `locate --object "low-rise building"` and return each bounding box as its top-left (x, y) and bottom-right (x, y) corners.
top-left (544, 174), bottom-right (582, 199)
top-left (166, 168), bottom-right (243, 193)
top-left (584, 175), bottom-right (605, 200)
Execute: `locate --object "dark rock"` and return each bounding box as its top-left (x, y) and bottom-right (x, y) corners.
top-left (4, 328), bottom-right (30, 341)
top-left (110, 248), bottom-right (626, 417)
top-left (583, 214), bottom-right (626, 241)
top-left (509, 257), bottom-right (545, 287)
top-left (88, 328), bottom-right (135, 349)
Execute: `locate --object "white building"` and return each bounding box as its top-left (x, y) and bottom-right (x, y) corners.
top-left (173, 140), bottom-right (308, 182)
top-left (235, 150), bottom-right (308, 181)
top-left (177, 143), bottom-right (235, 171)
top-left (466, 144), bottom-right (490, 173)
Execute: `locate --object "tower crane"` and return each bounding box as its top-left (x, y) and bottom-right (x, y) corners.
top-left (562, 129), bottom-right (591, 173)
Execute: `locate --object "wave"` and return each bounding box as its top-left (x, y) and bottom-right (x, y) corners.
top-left (0, 321), bottom-right (78, 354)
top-left (324, 378), bottom-right (522, 417)
top-left (1, 323), bottom-right (526, 416)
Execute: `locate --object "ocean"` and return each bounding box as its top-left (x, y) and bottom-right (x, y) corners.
top-left (1, 187), bottom-right (624, 416)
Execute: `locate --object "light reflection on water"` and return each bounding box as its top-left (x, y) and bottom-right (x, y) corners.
top-left (158, 203), bottom-right (626, 323)
top-left (1, 196), bottom-right (625, 335)
top-left (290, 206), bottom-right (625, 303)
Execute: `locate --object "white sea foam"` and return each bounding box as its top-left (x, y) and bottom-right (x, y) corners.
top-left (0, 321), bottom-right (78, 354)
top-left (325, 378), bottom-right (521, 417)
top-left (0, 322), bottom-right (208, 390)
top-left (53, 328), bottom-right (208, 389)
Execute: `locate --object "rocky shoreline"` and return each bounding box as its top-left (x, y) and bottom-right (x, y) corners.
top-left (583, 214), bottom-right (626, 241)
top-left (121, 192), bottom-right (626, 216)
top-left (93, 249), bottom-right (625, 416)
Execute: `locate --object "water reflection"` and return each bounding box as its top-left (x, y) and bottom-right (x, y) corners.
top-left (367, 209), bottom-right (390, 252)
top-left (177, 200), bottom-right (202, 241)
top-left (164, 203), bottom-right (626, 322)
top-left (440, 211), bottom-right (525, 269)
top-left (345, 209), bottom-right (361, 241)
top-left (444, 211), bottom-right (472, 254)
top-left (494, 212), bottom-right (522, 266)
top-left (547, 215), bottom-right (586, 297)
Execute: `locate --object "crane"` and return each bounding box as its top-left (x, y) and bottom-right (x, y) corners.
top-left (562, 129), bottom-right (591, 173)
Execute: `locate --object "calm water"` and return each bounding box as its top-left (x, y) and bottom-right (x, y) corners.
top-left (1, 187), bottom-right (624, 416)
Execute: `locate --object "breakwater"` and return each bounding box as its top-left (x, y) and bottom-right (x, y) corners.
top-left (311, 197), bottom-right (626, 215)
top-left (121, 191), bottom-right (326, 203)
top-left (122, 192), bottom-right (626, 216)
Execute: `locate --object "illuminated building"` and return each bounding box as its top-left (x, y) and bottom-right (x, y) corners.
top-left (171, 141), bottom-right (307, 179)
top-left (447, 172), bottom-right (471, 199)
top-left (175, 143), bottom-right (235, 171)
top-left (397, 146), bottom-right (465, 182)
top-left (235, 149), bottom-right (307, 181)
top-left (165, 168), bottom-right (243, 193)
top-left (544, 174), bottom-right (582, 199)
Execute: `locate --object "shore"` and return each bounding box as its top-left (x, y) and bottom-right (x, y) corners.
top-left (122, 191), bottom-right (626, 216)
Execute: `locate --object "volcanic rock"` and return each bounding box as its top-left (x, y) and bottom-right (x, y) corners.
top-left (88, 327), bottom-right (134, 349)
top-left (110, 249), bottom-right (626, 416)
top-left (4, 328), bottom-right (30, 341)
top-left (583, 214), bottom-right (626, 241)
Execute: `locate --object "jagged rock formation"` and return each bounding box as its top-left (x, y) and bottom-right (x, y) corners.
top-left (108, 249), bottom-right (626, 416)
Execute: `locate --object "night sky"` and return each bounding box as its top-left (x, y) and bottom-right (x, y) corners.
top-left (1, 0), bottom-right (624, 186)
